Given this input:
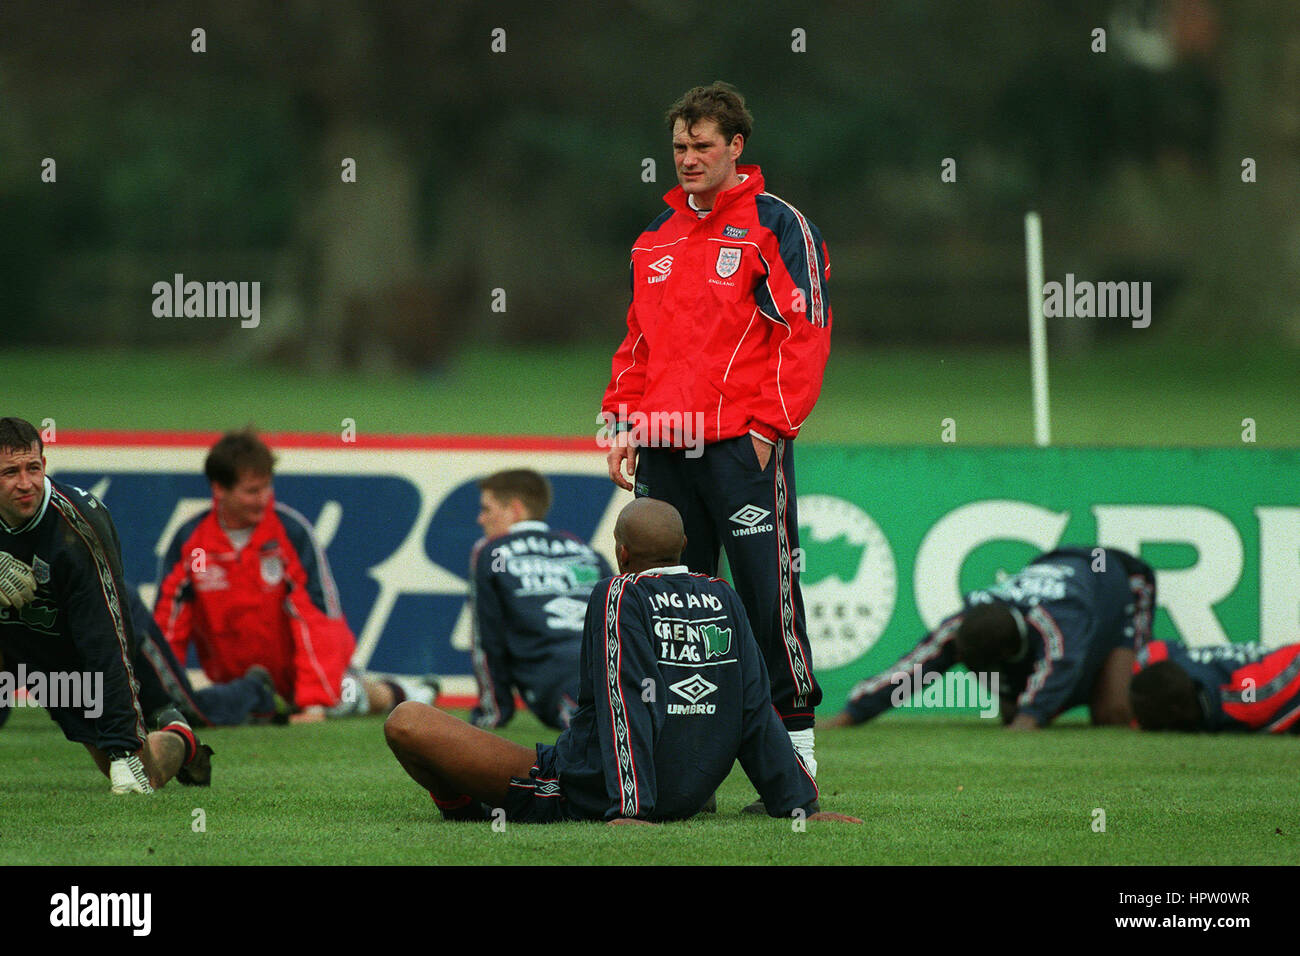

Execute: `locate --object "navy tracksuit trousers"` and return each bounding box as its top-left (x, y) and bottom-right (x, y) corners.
top-left (635, 435), bottom-right (821, 730)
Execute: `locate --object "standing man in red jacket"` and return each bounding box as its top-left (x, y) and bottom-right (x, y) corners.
top-left (154, 429), bottom-right (435, 723)
top-left (602, 82), bottom-right (831, 792)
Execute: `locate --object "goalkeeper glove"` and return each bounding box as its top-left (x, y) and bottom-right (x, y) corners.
top-left (0, 551), bottom-right (37, 611)
top-left (108, 752), bottom-right (155, 794)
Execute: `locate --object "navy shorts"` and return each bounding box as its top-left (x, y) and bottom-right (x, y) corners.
top-left (502, 743), bottom-right (578, 824)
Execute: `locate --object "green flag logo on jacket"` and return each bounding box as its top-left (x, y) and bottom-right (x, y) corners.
top-left (701, 624), bottom-right (732, 660)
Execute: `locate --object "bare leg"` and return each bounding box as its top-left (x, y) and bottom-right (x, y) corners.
top-left (1090, 648), bottom-right (1136, 726)
top-left (84, 744), bottom-right (111, 778)
top-left (143, 732), bottom-right (186, 787)
top-left (84, 731), bottom-right (186, 789)
top-left (366, 679), bottom-right (395, 715)
top-left (384, 702), bottom-right (536, 805)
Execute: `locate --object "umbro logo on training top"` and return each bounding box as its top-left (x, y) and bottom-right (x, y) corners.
top-left (668, 673), bottom-right (718, 714)
top-left (647, 255), bottom-right (673, 283)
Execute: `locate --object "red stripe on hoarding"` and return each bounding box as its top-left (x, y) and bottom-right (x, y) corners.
top-left (437, 695), bottom-right (478, 708)
top-left (52, 431), bottom-right (602, 452)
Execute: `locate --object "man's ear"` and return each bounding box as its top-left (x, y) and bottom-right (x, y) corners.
top-left (729, 134), bottom-right (744, 160)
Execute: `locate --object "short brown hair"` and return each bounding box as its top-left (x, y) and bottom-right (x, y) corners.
top-left (478, 469), bottom-right (551, 520)
top-left (205, 427), bottom-right (276, 488)
top-left (0, 417), bottom-right (41, 457)
top-left (666, 81), bottom-right (753, 144)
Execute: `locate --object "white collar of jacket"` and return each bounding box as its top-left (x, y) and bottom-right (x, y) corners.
top-left (687, 173), bottom-right (750, 215)
top-left (666, 165), bottom-right (762, 216)
top-left (637, 564), bottom-right (689, 576)
top-left (508, 520), bottom-right (549, 533)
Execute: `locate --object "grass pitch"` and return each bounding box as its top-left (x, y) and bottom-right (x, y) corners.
top-left (5, 338), bottom-right (1299, 446)
top-left (1, 706), bottom-right (1294, 866)
top-left (2, 342), bottom-right (1294, 867)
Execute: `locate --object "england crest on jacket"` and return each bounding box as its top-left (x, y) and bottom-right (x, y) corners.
top-left (715, 246), bottom-right (742, 278)
top-left (260, 543), bottom-right (284, 586)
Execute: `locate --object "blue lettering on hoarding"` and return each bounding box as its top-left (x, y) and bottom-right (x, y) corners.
top-left (54, 470), bottom-right (615, 676)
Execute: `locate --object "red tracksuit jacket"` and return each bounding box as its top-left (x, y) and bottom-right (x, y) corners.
top-left (603, 164), bottom-right (831, 444)
top-left (153, 498), bottom-right (354, 709)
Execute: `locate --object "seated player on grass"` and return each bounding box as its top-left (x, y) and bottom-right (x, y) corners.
top-left (822, 547), bottom-right (1156, 730)
top-left (385, 497), bottom-right (861, 825)
top-left (154, 428), bottom-right (436, 724)
top-left (0, 415), bottom-right (211, 793)
top-left (468, 469), bottom-right (611, 730)
top-left (1130, 640), bottom-right (1300, 733)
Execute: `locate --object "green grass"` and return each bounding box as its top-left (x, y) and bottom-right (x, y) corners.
top-left (3, 341), bottom-right (1294, 866)
top-left (2, 706), bottom-right (1294, 865)
top-left (3, 339), bottom-right (1297, 445)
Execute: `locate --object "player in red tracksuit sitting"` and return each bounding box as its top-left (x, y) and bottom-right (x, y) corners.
top-left (153, 428), bottom-right (434, 723)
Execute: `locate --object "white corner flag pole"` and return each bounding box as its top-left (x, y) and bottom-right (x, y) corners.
top-left (1024, 211), bottom-right (1051, 447)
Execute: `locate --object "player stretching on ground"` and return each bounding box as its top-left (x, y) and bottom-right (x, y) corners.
top-left (824, 547), bottom-right (1156, 729)
top-left (602, 82), bottom-right (832, 787)
top-left (2, 581), bottom-right (284, 732)
top-left (1131, 640), bottom-right (1300, 733)
top-left (385, 498), bottom-right (860, 825)
top-left (469, 469), bottom-right (611, 730)
top-left (0, 416), bottom-right (212, 792)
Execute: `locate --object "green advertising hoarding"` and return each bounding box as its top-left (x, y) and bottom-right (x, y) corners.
top-left (794, 446), bottom-right (1300, 712)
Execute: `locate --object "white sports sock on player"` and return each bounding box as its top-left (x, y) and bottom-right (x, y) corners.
top-left (327, 669), bottom-right (371, 717)
top-left (109, 755), bottom-right (155, 794)
top-left (389, 675), bottom-right (437, 706)
top-left (788, 728), bottom-right (817, 778)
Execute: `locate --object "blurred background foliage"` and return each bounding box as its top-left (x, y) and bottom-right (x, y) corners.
top-left (1, 0), bottom-right (1297, 373)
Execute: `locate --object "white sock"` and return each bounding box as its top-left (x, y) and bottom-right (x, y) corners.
top-left (327, 670), bottom-right (371, 717)
top-left (389, 675), bottom-right (437, 706)
top-left (788, 728), bottom-right (817, 778)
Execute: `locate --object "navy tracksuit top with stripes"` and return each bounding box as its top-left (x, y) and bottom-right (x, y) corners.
top-left (0, 477), bottom-right (147, 753)
top-left (468, 522), bottom-right (612, 728)
top-left (846, 548), bottom-right (1153, 726)
top-left (552, 566), bottom-right (818, 821)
